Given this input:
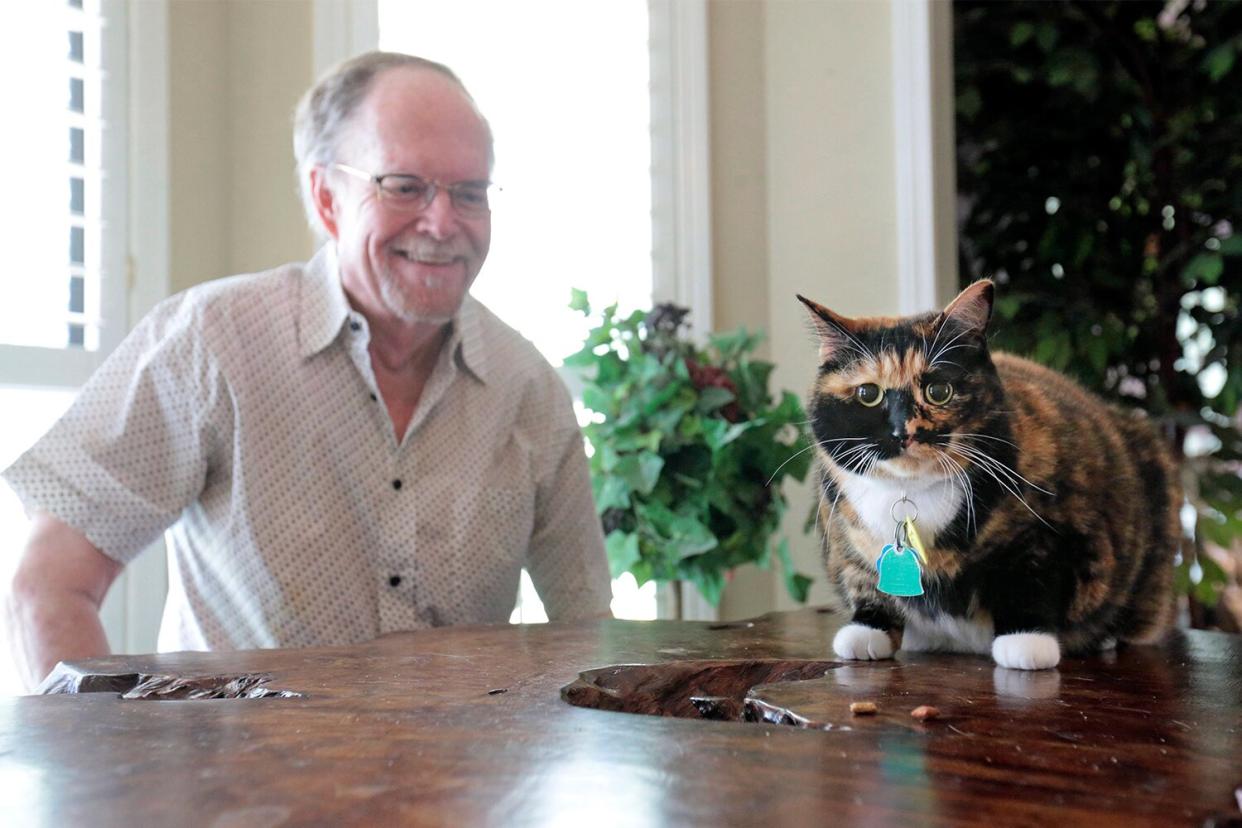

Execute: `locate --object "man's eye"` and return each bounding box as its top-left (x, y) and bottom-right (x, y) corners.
top-left (453, 186), bottom-right (488, 207)
top-left (925, 381), bottom-right (954, 405)
top-left (387, 179), bottom-right (430, 198)
top-left (856, 384), bottom-right (883, 407)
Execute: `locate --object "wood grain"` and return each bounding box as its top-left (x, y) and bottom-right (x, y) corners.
top-left (5, 608), bottom-right (1241, 826)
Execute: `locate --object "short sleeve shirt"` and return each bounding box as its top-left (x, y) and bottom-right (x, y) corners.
top-left (2, 246), bottom-right (612, 651)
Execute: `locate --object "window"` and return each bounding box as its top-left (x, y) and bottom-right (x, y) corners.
top-left (378, 0), bottom-right (660, 620)
top-left (0, 0), bottom-right (132, 694)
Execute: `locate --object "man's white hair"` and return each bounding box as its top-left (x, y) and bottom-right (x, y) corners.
top-left (291, 51), bottom-right (494, 239)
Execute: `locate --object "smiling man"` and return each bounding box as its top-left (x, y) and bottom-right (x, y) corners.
top-left (3, 53), bottom-right (612, 691)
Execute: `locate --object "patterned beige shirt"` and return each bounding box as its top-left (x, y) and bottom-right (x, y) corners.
top-left (3, 246), bottom-right (612, 651)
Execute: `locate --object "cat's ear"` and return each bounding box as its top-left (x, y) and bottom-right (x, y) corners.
top-left (797, 294), bottom-right (861, 363)
top-left (939, 280), bottom-right (994, 339)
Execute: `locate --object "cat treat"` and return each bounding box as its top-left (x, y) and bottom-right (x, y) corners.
top-left (849, 701), bottom-right (878, 716)
top-left (800, 281), bottom-right (1180, 672)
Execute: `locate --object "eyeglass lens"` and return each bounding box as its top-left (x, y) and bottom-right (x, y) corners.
top-left (378, 175), bottom-right (490, 215)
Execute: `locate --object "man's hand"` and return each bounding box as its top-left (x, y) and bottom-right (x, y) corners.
top-left (4, 513), bottom-right (121, 691)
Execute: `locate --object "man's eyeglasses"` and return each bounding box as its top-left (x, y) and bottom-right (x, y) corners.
top-left (332, 163), bottom-right (496, 217)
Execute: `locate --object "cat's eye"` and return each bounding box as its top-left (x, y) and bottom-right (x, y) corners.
top-left (856, 384), bottom-right (884, 407)
top-left (925, 381), bottom-right (953, 405)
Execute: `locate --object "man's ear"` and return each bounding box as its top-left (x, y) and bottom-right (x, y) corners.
top-left (309, 166), bottom-right (341, 240)
top-left (939, 279), bottom-right (994, 339)
top-left (797, 294), bottom-right (864, 364)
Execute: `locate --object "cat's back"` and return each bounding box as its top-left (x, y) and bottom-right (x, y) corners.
top-left (988, 350), bottom-right (1180, 646)
top-left (991, 352), bottom-right (1170, 452)
top-left (993, 351), bottom-right (1116, 421)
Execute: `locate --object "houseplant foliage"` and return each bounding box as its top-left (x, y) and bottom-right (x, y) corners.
top-left (954, 0), bottom-right (1242, 626)
top-left (566, 290), bottom-right (814, 608)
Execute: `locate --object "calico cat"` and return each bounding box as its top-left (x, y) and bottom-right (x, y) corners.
top-left (799, 280), bottom-right (1180, 670)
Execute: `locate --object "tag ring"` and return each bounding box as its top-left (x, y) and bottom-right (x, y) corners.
top-left (890, 496), bottom-right (919, 525)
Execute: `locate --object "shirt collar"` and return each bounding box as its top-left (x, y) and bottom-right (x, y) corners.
top-left (299, 244), bottom-right (353, 359)
top-left (298, 244), bottom-right (490, 384)
top-left (454, 294), bottom-right (488, 384)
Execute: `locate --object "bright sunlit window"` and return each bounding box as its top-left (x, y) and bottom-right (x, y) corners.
top-left (379, 0), bottom-right (658, 621)
top-left (0, 1), bottom-right (103, 351)
top-left (0, 0), bottom-right (123, 695)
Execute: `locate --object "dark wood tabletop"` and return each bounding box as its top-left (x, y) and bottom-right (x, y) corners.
top-left (5, 608), bottom-right (1242, 827)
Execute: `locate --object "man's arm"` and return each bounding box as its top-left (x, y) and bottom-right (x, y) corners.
top-left (4, 512), bottom-right (122, 691)
top-left (524, 396), bottom-right (615, 622)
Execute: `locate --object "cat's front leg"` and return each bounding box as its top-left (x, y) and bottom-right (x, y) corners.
top-left (833, 603), bottom-right (903, 661)
top-left (988, 583), bottom-right (1061, 670)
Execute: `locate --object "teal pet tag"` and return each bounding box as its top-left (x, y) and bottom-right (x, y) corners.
top-left (877, 543), bottom-right (924, 597)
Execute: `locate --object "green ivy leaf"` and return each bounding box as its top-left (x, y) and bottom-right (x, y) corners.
top-left (775, 538), bottom-right (813, 603)
top-left (594, 476), bottom-right (631, 513)
top-left (569, 287), bottom-right (590, 314)
top-left (957, 87), bottom-right (982, 121)
top-left (1010, 21), bottom-right (1034, 47)
top-left (604, 531), bottom-right (640, 579)
top-left (696, 386), bottom-right (736, 415)
top-left (1035, 22), bottom-right (1059, 53)
top-left (1182, 253), bottom-right (1224, 286)
top-left (687, 568), bottom-right (726, 607)
top-left (1202, 43), bottom-right (1236, 82)
top-left (1218, 235), bottom-right (1242, 257)
top-left (668, 513), bottom-right (718, 558)
top-left (614, 451), bottom-right (664, 496)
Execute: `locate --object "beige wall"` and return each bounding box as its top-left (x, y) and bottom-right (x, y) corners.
top-left (713, 0), bottom-right (902, 618)
top-left (168, 0), bottom-right (316, 296)
top-left (155, 0), bottom-right (912, 619)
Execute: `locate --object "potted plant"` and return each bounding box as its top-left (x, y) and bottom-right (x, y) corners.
top-left (566, 290), bottom-right (814, 614)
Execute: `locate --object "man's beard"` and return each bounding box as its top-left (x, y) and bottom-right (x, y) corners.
top-left (377, 261), bottom-right (463, 324)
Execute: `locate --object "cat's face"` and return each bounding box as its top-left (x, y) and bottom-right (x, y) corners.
top-left (800, 281), bottom-right (1002, 481)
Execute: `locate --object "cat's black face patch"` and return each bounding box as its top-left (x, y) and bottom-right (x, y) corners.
top-left (809, 317), bottom-right (1003, 472)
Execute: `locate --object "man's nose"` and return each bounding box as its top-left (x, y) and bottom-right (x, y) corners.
top-left (414, 190), bottom-right (459, 240)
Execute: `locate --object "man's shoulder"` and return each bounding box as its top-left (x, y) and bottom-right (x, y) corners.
top-left (147, 260), bottom-right (309, 342)
top-left (466, 298), bottom-right (561, 383)
top-left (177, 260), bottom-right (305, 317)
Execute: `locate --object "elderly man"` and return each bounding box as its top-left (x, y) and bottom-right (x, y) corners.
top-left (3, 52), bottom-right (612, 690)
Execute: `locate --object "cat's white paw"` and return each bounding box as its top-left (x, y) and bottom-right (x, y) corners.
top-left (833, 624), bottom-right (895, 661)
top-left (992, 632), bottom-right (1060, 670)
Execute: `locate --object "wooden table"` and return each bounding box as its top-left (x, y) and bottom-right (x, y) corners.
top-left (4, 608), bottom-right (1241, 826)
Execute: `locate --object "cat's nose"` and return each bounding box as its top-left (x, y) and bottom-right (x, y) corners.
top-left (891, 430), bottom-right (912, 448)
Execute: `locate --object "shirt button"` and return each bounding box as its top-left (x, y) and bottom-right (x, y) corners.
top-left (392, 479), bottom-right (403, 490)
top-left (389, 575), bottom-right (402, 587)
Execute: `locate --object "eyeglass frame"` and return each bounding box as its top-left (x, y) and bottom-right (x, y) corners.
top-left (330, 162), bottom-right (497, 216)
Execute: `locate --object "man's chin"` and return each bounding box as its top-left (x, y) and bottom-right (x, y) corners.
top-left (376, 280), bottom-right (466, 325)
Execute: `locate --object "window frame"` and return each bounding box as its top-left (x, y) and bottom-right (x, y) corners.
top-left (0, 0), bottom-right (172, 664)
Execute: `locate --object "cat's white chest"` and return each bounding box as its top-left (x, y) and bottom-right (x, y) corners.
top-left (837, 469), bottom-right (963, 545)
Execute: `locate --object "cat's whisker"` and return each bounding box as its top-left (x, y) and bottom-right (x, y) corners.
top-left (833, 445), bottom-right (874, 471)
top-left (935, 448), bottom-right (977, 537)
top-left (948, 438), bottom-right (1054, 495)
top-left (835, 325), bottom-right (878, 366)
top-left (947, 444), bottom-right (1056, 530)
top-left (949, 431), bottom-right (1019, 450)
top-left (834, 443), bottom-right (878, 475)
top-left (928, 325), bottom-right (973, 368)
top-left (864, 449), bottom-right (881, 478)
top-left (930, 342), bottom-right (973, 368)
top-left (947, 442), bottom-right (1034, 492)
top-left (825, 480), bottom-right (845, 541)
top-left (764, 442), bottom-right (819, 487)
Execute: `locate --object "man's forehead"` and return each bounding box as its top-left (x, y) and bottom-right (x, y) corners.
top-left (345, 66), bottom-right (491, 171)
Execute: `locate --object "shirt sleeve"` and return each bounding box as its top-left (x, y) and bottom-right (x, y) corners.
top-left (1, 293), bottom-right (231, 564)
top-left (523, 378), bottom-right (612, 620)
